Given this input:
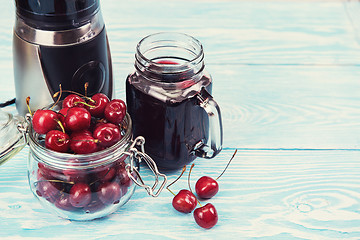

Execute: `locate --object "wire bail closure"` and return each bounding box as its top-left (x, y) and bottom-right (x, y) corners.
top-left (17, 113), bottom-right (32, 145)
top-left (125, 136), bottom-right (167, 197)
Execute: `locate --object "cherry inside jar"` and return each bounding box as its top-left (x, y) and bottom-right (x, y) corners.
top-left (27, 112), bottom-right (138, 220)
top-left (24, 102), bottom-right (167, 221)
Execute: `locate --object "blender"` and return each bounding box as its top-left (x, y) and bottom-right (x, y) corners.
top-left (13, 0), bottom-right (113, 115)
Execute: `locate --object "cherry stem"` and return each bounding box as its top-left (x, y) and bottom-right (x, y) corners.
top-left (196, 198), bottom-right (202, 207)
top-left (74, 101), bottom-right (96, 108)
top-left (166, 165), bottom-right (186, 194)
top-left (53, 90), bottom-right (95, 103)
top-left (35, 179), bottom-right (75, 185)
top-left (71, 139), bottom-right (99, 144)
top-left (187, 163), bottom-right (201, 206)
top-left (54, 118), bottom-right (65, 133)
top-left (167, 188), bottom-right (176, 197)
top-left (216, 149), bottom-right (237, 181)
top-left (56, 138), bottom-right (68, 142)
top-left (84, 82), bottom-right (89, 97)
top-left (188, 163), bottom-right (195, 193)
top-left (50, 84), bottom-right (62, 110)
top-left (26, 96), bottom-right (32, 116)
top-left (89, 168), bottom-right (110, 186)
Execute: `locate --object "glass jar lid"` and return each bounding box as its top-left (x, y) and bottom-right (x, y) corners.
top-left (0, 109), bottom-right (26, 165)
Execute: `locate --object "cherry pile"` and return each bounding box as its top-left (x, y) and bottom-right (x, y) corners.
top-left (31, 93), bottom-right (126, 154)
top-left (167, 150), bottom-right (237, 229)
top-left (29, 93), bottom-right (134, 214)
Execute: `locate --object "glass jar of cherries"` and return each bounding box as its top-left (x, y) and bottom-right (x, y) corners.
top-left (1, 94), bottom-right (166, 221)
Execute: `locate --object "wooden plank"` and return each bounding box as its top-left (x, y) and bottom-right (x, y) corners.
top-left (1, 148), bottom-right (360, 239)
top-left (1, 1), bottom-right (360, 65)
top-left (210, 64), bottom-right (360, 149)
top-left (100, 0), bottom-right (360, 65)
top-left (113, 63), bottom-right (360, 150)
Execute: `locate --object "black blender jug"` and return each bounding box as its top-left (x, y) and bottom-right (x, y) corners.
top-left (13, 0), bottom-right (113, 115)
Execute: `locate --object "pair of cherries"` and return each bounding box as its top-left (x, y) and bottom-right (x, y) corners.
top-left (31, 92), bottom-right (126, 154)
top-left (168, 150), bottom-right (237, 229)
top-left (168, 165), bottom-right (218, 229)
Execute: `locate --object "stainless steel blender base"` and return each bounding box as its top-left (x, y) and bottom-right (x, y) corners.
top-left (13, 33), bottom-right (53, 115)
top-left (13, 10), bottom-right (113, 115)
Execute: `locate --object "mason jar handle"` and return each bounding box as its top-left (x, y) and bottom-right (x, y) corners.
top-left (194, 88), bottom-right (223, 159)
top-left (126, 136), bottom-right (167, 197)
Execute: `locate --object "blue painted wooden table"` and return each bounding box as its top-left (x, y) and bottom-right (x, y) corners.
top-left (1, 0), bottom-right (360, 239)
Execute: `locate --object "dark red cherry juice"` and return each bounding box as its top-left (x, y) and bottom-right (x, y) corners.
top-left (126, 72), bottom-right (212, 170)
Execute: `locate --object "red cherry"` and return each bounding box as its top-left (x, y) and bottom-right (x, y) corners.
top-left (62, 159), bottom-right (88, 183)
top-left (65, 107), bottom-right (91, 132)
top-left (172, 189), bottom-right (197, 213)
top-left (55, 194), bottom-right (75, 211)
top-left (45, 130), bottom-right (70, 153)
top-left (62, 94), bottom-right (85, 108)
top-left (70, 133), bottom-right (98, 154)
top-left (104, 99), bottom-right (126, 124)
top-left (37, 164), bottom-right (66, 183)
top-left (84, 195), bottom-right (106, 213)
top-left (97, 182), bottom-right (122, 205)
top-left (114, 155), bottom-right (128, 167)
top-left (193, 203), bottom-right (218, 229)
top-left (37, 163), bottom-right (57, 180)
top-left (95, 167), bottom-right (116, 182)
top-left (87, 93), bottom-right (110, 118)
top-left (121, 186), bottom-right (128, 196)
top-left (166, 165), bottom-right (196, 213)
top-left (70, 130), bottom-right (93, 140)
top-left (117, 167), bottom-right (132, 187)
top-left (58, 107), bottom-right (69, 130)
top-left (36, 179), bottom-right (60, 203)
top-left (194, 150), bottom-right (237, 199)
top-left (58, 107), bottom-right (69, 120)
top-left (36, 168), bottom-right (44, 180)
top-left (93, 123), bottom-right (121, 148)
top-left (88, 118), bottom-right (106, 133)
top-left (69, 183), bottom-right (92, 208)
top-left (32, 109), bottom-right (59, 134)
top-left (59, 107), bottom-right (69, 116)
top-left (195, 176), bottom-right (219, 199)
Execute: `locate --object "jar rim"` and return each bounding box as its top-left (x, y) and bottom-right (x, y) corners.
top-left (28, 111), bottom-right (133, 170)
top-left (135, 32), bottom-right (205, 82)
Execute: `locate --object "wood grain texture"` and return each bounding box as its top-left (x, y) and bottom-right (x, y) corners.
top-left (1, 0), bottom-right (360, 239)
top-left (100, 0), bottom-right (360, 65)
top-left (1, 148), bottom-right (360, 239)
top-left (114, 63), bottom-right (360, 150)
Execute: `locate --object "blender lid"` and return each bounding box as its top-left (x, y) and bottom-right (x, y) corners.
top-left (15, 0), bottom-right (100, 30)
top-left (0, 109), bottom-right (26, 165)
